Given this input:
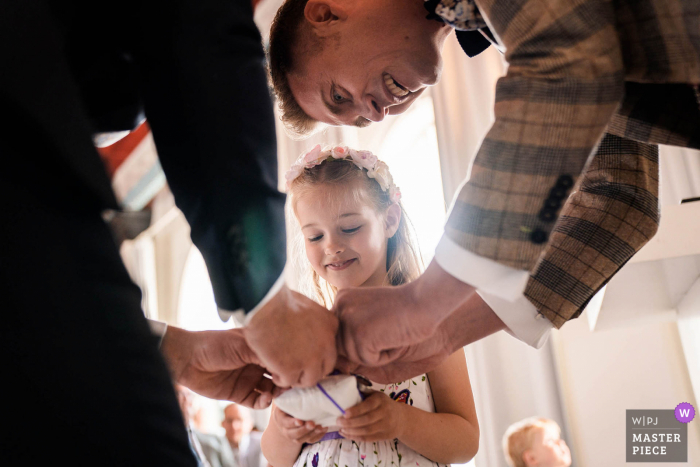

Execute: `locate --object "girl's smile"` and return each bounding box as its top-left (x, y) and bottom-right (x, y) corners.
top-left (325, 258), bottom-right (357, 270)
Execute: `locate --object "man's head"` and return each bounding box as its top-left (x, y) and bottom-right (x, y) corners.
top-left (502, 418), bottom-right (572, 467)
top-left (268, 0), bottom-right (452, 136)
top-left (221, 403), bottom-right (254, 448)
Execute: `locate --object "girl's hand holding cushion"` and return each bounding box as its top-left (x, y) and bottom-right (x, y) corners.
top-left (273, 405), bottom-right (328, 445)
top-left (336, 391), bottom-right (406, 442)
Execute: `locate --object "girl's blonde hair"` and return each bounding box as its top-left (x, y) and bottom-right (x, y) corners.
top-left (288, 156), bottom-right (422, 307)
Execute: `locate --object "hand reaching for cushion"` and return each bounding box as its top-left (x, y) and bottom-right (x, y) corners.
top-left (334, 261), bottom-right (476, 371)
top-left (336, 336), bottom-right (450, 384)
top-left (160, 326), bottom-right (281, 409)
top-left (271, 405), bottom-right (328, 445)
top-left (336, 391), bottom-right (406, 443)
top-left (336, 288), bottom-right (505, 383)
top-left (244, 285), bottom-right (338, 388)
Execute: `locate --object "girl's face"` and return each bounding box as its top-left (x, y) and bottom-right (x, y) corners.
top-left (295, 182), bottom-right (400, 290)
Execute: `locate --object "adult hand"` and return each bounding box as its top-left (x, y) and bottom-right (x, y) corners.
top-left (271, 405), bottom-right (328, 445)
top-left (337, 292), bottom-right (506, 383)
top-left (243, 285), bottom-right (338, 388)
top-left (334, 261), bottom-right (475, 369)
top-left (161, 326), bottom-right (280, 409)
top-left (336, 339), bottom-right (448, 384)
top-left (336, 391), bottom-right (406, 442)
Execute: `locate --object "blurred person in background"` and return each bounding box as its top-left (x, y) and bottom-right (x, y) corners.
top-left (502, 417), bottom-right (571, 467)
top-left (222, 403), bottom-right (267, 467)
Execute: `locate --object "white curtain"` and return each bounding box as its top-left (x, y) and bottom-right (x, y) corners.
top-left (431, 34), bottom-right (571, 467)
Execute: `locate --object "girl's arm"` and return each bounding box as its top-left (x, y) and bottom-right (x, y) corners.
top-left (338, 350), bottom-right (479, 464)
top-left (261, 404), bottom-right (328, 467)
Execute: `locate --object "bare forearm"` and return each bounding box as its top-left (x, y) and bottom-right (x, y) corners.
top-left (439, 291), bottom-right (506, 353)
top-left (261, 421), bottom-right (303, 467)
top-left (411, 261), bottom-right (476, 326)
top-left (396, 404), bottom-right (479, 464)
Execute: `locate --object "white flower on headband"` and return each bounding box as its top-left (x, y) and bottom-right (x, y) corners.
top-left (285, 145), bottom-right (401, 203)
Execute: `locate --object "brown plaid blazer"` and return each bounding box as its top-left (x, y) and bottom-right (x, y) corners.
top-left (444, 0), bottom-right (700, 327)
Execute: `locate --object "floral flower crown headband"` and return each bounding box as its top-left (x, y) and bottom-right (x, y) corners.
top-left (285, 144), bottom-right (402, 203)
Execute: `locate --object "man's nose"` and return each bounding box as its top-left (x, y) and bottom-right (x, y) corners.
top-left (361, 95), bottom-right (386, 122)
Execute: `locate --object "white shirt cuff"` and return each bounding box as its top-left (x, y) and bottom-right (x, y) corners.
top-left (433, 234), bottom-right (552, 349)
top-left (434, 235), bottom-right (529, 302)
top-left (476, 290), bottom-right (553, 349)
top-left (218, 266), bottom-right (288, 326)
top-left (147, 319), bottom-right (168, 347)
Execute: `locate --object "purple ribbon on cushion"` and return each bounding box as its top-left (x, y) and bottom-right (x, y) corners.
top-left (318, 431), bottom-right (345, 442)
top-left (316, 382), bottom-right (346, 414)
top-left (309, 376), bottom-right (369, 444)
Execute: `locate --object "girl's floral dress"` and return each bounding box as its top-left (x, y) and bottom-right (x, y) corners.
top-left (292, 375), bottom-right (449, 467)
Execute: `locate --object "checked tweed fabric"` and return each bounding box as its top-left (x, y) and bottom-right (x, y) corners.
top-left (524, 134), bottom-right (659, 327)
top-left (444, 0), bottom-right (700, 326)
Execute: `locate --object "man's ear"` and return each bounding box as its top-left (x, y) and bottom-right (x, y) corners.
top-left (385, 203), bottom-right (402, 238)
top-left (522, 449), bottom-right (537, 467)
top-left (304, 0), bottom-right (348, 33)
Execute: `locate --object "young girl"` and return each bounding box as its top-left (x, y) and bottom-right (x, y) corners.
top-left (261, 145), bottom-right (479, 467)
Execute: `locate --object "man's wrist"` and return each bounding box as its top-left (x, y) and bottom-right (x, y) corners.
top-left (160, 325), bottom-right (196, 382)
top-left (410, 260), bottom-right (476, 326)
top-left (438, 292), bottom-right (507, 351)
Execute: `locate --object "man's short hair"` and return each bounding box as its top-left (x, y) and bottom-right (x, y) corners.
top-left (267, 0), bottom-right (320, 137)
top-left (502, 417), bottom-right (561, 467)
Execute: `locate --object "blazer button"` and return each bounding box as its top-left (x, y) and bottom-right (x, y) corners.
top-left (538, 209), bottom-right (556, 222)
top-left (556, 174), bottom-right (574, 189)
top-left (549, 186), bottom-right (567, 199)
top-left (530, 228), bottom-right (548, 244)
top-left (544, 197), bottom-right (561, 209)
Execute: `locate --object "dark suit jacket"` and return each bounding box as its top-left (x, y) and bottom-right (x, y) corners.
top-left (0, 0), bottom-right (286, 314)
top-left (445, 0), bottom-right (700, 326)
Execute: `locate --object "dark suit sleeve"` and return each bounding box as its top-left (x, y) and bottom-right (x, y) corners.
top-left (134, 0), bottom-right (286, 313)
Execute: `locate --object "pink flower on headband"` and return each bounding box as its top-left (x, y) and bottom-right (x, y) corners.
top-left (390, 187), bottom-right (401, 203)
top-left (285, 144), bottom-right (326, 187)
top-left (348, 148), bottom-right (378, 172)
top-left (331, 146), bottom-right (348, 158)
top-left (304, 144), bottom-right (323, 165)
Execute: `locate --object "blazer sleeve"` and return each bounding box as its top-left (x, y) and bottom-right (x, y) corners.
top-left (444, 0), bottom-right (626, 271)
top-left (524, 133), bottom-right (660, 327)
top-left (133, 0), bottom-right (286, 313)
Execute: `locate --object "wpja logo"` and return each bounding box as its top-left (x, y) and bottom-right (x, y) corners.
top-left (626, 404), bottom-right (694, 462)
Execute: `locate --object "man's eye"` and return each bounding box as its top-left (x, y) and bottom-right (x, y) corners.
top-left (342, 226), bottom-right (361, 234)
top-left (332, 91), bottom-right (346, 103)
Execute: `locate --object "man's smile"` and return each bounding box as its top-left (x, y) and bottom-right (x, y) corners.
top-left (384, 73), bottom-right (410, 98)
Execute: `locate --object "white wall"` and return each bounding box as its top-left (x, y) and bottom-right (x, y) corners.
top-left (553, 314), bottom-right (699, 466)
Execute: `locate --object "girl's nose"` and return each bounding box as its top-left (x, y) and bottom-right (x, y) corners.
top-left (324, 238), bottom-right (345, 256)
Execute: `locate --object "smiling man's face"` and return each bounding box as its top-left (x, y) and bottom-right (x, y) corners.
top-left (286, 0), bottom-right (451, 127)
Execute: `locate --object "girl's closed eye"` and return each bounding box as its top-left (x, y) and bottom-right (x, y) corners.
top-left (342, 226), bottom-right (362, 234)
top-left (308, 234), bottom-right (324, 242)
